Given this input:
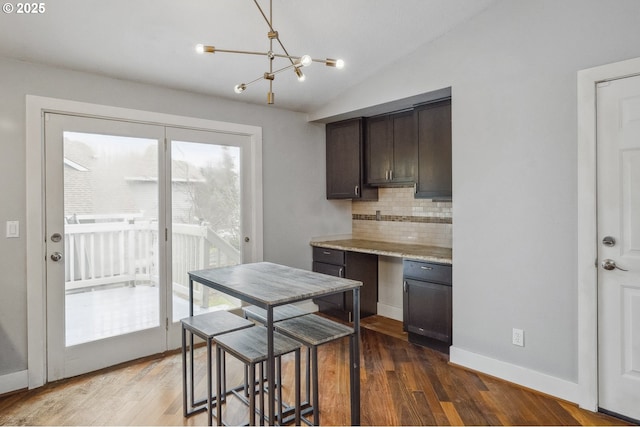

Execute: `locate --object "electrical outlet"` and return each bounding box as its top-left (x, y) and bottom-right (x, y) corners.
top-left (512, 328), bottom-right (524, 347)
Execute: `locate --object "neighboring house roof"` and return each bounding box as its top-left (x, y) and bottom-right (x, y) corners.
top-left (63, 138), bottom-right (204, 220)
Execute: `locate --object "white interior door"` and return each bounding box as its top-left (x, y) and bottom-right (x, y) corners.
top-left (597, 74), bottom-right (640, 422)
top-left (45, 113), bottom-right (168, 381)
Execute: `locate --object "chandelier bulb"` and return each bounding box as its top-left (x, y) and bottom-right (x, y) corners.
top-left (234, 84), bottom-right (247, 94)
top-left (195, 44), bottom-right (204, 54)
top-left (295, 68), bottom-right (306, 82)
top-left (300, 55), bottom-right (312, 67)
top-left (326, 58), bottom-right (345, 69)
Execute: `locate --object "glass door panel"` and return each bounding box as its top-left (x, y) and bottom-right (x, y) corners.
top-left (63, 132), bottom-right (160, 346)
top-left (169, 137), bottom-right (243, 322)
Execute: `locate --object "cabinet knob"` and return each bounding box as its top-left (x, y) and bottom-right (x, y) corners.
top-left (354, 185), bottom-right (359, 196)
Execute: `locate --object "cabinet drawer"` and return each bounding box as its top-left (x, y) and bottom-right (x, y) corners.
top-left (312, 247), bottom-right (345, 266)
top-left (312, 261), bottom-right (344, 278)
top-left (403, 260), bottom-right (451, 284)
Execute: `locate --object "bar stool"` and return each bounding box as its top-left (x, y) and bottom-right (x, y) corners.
top-left (243, 304), bottom-right (311, 411)
top-left (214, 325), bottom-right (302, 426)
top-left (274, 313), bottom-right (355, 426)
top-left (181, 310), bottom-right (254, 425)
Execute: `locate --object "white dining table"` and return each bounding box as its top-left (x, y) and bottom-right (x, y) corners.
top-left (188, 261), bottom-right (362, 425)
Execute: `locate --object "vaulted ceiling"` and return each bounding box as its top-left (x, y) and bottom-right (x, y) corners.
top-left (0, 0), bottom-right (495, 113)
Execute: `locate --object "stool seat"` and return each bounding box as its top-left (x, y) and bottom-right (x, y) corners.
top-left (215, 324), bottom-right (302, 363)
top-left (242, 304), bottom-right (309, 324)
top-left (215, 325), bottom-right (302, 425)
top-left (275, 314), bottom-right (354, 346)
top-left (182, 310), bottom-right (255, 337)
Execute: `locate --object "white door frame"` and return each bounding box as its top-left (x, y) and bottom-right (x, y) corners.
top-left (26, 95), bottom-right (263, 389)
top-left (577, 57), bottom-right (640, 411)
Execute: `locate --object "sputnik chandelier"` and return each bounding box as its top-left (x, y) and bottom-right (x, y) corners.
top-left (196, 0), bottom-right (344, 105)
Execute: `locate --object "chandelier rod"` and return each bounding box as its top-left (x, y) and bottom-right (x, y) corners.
top-left (252, 0), bottom-right (297, 68)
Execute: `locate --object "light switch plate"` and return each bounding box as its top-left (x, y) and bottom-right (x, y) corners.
top-left (6, 220), bottom-right (19, 238)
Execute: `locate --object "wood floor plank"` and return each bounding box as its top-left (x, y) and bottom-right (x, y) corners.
top-left (441, 401), bottom-right (465, 426)
top-left (0, 325), bottom-right (633, 426)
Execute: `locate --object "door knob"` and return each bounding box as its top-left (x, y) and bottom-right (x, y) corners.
top-left (601, 259), bottom-right (627, 271)
top-left (50, 252), bottom-right (63, 262)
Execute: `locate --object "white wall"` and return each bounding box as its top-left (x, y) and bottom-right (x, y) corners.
top-left (311, 0), bottom-right (640, 394)
top-left (0, 57), bottom-right (352, 379)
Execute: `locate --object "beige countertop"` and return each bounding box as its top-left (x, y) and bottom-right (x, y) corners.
top-left (310, 238), bottom-right (452, 265)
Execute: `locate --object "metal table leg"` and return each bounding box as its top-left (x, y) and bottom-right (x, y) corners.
top-left (267, 307), bottom-right (275, 425)
top-left (351, 287), bottom-right (361, 426)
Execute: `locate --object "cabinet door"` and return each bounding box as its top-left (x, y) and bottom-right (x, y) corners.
top-left (366, 115), bottom-right (393, 184)
top-left (345, 251), bottom-right (378, 318)
top-left (390, 110), bottom-right (417, 183)
top-left (312, 261), bottom-right (345, 310)
top-left (326, 119), bottom-right (362, 199)
top-left (326, 119), bottom-right (377, 200)
top-left (403, 278), bottom-right (452, 343)
top-left (416, 99), bottom-right (452, 199)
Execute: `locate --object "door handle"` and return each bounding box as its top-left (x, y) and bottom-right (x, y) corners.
top-left (601, 259), bottom-right (627, 271)
top-left (50, 252), bottom-right (63, 262)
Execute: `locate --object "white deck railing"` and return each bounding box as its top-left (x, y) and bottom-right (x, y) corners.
top-left (64, 220), bottom-right (240, 307)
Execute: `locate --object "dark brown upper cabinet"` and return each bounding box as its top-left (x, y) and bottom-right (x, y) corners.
top-left (415, 99), bottom-right (452, 200)
top-left (326, 118), bottom-right (378, 200)
top-left (365, 110), bottom-right (417, 186)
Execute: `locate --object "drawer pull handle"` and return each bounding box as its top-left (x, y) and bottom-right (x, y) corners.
top-left (420, 266), bottom-right (433, 271)
top-left (323, 251), bottom-right (331, 255)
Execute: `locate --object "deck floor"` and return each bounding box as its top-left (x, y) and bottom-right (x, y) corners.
top-left (65, 285), bottom-right (235, 346)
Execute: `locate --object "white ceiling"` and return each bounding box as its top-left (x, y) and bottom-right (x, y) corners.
top-left (0, 0), bottom-right (495, 113)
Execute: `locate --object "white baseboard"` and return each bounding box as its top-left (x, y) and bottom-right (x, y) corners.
top-left (449, 346), bottom-right (580, 404)
top-left (0, 370), bottom-right (28, 395)
top-left (377, 303), bottom-right (402, 321)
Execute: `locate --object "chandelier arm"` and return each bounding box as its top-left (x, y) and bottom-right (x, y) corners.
top-left (245, 75), bottom-right (266, 87)
top-left (238, 63), bottom-right (298, 91)
top-left (213, 48), bottom-right (271, 57)
top-left (207, 48), bottom-right (303, 64)
top-left (271, 63), bottom-right (295, 75)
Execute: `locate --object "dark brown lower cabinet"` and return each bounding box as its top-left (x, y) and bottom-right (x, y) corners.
top-left (312, 247), bottom-right (377, 322)
top-left (403, 260), bottom-right (452, 354)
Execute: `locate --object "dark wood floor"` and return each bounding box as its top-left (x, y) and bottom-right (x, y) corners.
top-left (0, 318), bottom-right (631, 426)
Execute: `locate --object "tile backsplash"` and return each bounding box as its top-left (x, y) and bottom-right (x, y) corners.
top-left (352, 187), bottom-right (452, 248)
